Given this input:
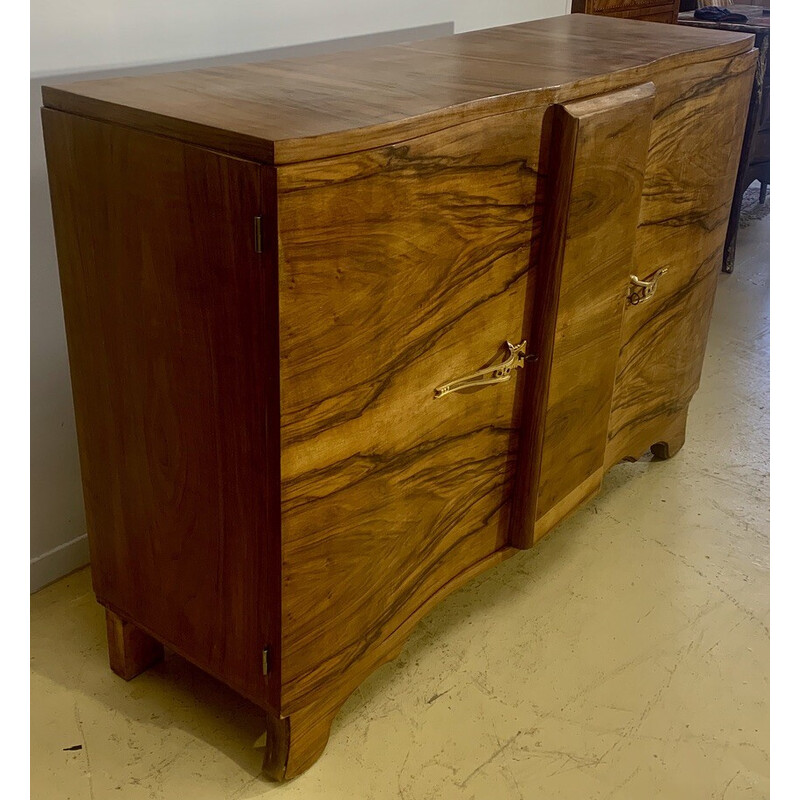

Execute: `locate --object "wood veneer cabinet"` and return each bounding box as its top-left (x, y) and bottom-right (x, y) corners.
top-left (42, 14), bottom-right (755, 780)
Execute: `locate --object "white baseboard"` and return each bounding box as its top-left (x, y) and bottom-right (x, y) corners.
top-left (30, 535), bottom-right (90, 593)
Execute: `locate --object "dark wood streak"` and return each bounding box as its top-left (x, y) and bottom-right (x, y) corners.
top-left (277, 108), bottom-right (542, 715)
top-left (282, 424), bottom-right (513, 513)
top-left (284, 461), bottom-right (514, 687)
top-left (613, 250), bottom-right (719, 378)
top-left (514, 83), bottom-right (657, 541)
top-left (280, 257), bottom-right (533, 445)
top-left (652, 62), bottom-right (740, 117)
top-left (278, 150), bottom-right (542, 193)
top-left (606, 51), bottom-right (755, 467)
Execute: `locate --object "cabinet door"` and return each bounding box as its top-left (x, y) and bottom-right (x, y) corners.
top-left (42, 111), bottom-right (277, 708)
top-left (276, 109), bottom-right (543, 713)
top-left (512, 84), bottom-right (657, 544)
top-left (605, 51), bottom-right (756, 467)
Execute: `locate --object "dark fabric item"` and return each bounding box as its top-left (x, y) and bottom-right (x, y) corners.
top-left (694, 7), bottom-right (749, 23)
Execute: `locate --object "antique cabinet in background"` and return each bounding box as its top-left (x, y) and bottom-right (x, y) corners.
top-left (572, 0), bottom-right (681, 24)
top-left (677, 4), bottom-right (770, 272)
top-left (42, 14), bottom-right (755, 779)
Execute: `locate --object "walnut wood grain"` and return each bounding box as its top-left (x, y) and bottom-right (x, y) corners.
top-left (263, 545), bottom-right (518, 779)
top-left (42, 110), bottom-right (279, 709)
top-left (650, 407), bottom-right (689, 460)
top-left (262, 699), bottom-right (342, 782)
top-left (41, 15), bottom-right (752, 164)
top-left (605, 50), bottom-right (756, 467)
top-left (276, 107), bottom-right (542, 716)
top-left (512, 83), bottom-right (656, 546)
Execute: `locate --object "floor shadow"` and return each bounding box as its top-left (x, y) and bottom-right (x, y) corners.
top-left (31, 568), bottom-right (269, 779)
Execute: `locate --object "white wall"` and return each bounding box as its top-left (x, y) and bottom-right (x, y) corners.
top-left (32, 1), bottom-right (569, 75)
top-left (30, 0), bottom-right (570, 590)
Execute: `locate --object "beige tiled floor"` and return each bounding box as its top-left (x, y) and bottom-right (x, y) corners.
top-left (31, 216), bottom-right (769, 799)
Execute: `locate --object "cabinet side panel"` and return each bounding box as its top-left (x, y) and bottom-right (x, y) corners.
top-left (605, 51), bottom-right (757, 466)
top-left (277, 109), bottom-right (544, 714)
top-left (42, 110), bottom-right (277, 708)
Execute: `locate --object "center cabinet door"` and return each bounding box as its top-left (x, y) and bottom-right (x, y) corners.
top-left (276, 108), bottom-right (544, 712)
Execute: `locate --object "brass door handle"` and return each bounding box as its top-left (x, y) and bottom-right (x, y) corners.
top-left (434, 340), bottom-right (528, 399)
top-left (628, 268), bottom-right (668, 305)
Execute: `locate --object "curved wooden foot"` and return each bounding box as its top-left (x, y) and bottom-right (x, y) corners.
top-left (650, 411), bottom-right (688, 461)
top-left (105, 609), bottom-right (164, 680)
top-left (263, 700), bottom-right (338, 781)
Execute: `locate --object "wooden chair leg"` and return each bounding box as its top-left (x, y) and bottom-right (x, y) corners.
top-left (105, 609), bottom-right (164, 680)
top-left (758, 179), bottom-right (768, 204)
top-left (263, 699), bottom-right (339, 781)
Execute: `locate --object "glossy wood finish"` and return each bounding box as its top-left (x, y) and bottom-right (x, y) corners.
top-left (518, 84), bottom-right (657, 545)
top-left (41, 15), bottom-right (756, 781)
top-left (42, 15), bottom-right (751, 164)
top-left (42, 110), bottom-right (279, 709)
top-left (606, 51), bottom-right (755, 466)
top-left (276, 108), bottom-right (541, 718)
top-left (263, 545), bottom-right (518, 780)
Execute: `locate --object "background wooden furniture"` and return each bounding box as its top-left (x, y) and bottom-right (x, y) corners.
top-left (678, 4), bottom-right (769, 272)
top-left (42, 14), bottom-right (755, 780)
top-left (572, 0), bottom-right (681, 23)
top-left (682, 0), bottom-right (769, 7)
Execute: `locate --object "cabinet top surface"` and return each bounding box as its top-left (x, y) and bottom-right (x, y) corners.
top-left (42, 14), bottom-right (752, 164)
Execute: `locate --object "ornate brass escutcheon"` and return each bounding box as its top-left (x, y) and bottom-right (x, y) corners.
top-left (434, 340), bottom-right (528, 399)
top-left (628, 268), bottom-right (668, 305)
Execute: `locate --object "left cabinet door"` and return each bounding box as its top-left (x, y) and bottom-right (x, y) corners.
top-left (42, 110), bottom-right (280, 709)
top-left (275, 107), bottom-right (544, 716)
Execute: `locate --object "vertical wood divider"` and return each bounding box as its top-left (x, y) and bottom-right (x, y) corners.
top-left (510, 83), bottom-right (656, 548)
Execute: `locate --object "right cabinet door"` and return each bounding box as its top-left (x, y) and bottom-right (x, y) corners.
top-left (605, 51), bottom-right (757, 468)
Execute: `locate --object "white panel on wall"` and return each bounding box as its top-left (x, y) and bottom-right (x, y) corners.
top-left (31, 1), bottom-right (569, 75)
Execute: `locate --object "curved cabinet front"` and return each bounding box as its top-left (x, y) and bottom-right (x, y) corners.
top-left (41, 16), bottom-right (756, 782)
top-left (275, 107), bottom-right (543, 718)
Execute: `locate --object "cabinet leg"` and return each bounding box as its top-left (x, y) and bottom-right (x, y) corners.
top-left (758, 179), bottom-right (768, 205)
top-left (721, 236), bottom-right (737, 274)
top-left (105, 609), bottom-right (164, 681)
top-left (650, 410), bottom-right (688, 461)
top-left (263, 701), bottom-right (338, 781)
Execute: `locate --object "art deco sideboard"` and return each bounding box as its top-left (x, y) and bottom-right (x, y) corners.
top-left (42, 14), bottom-right (755, 779)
